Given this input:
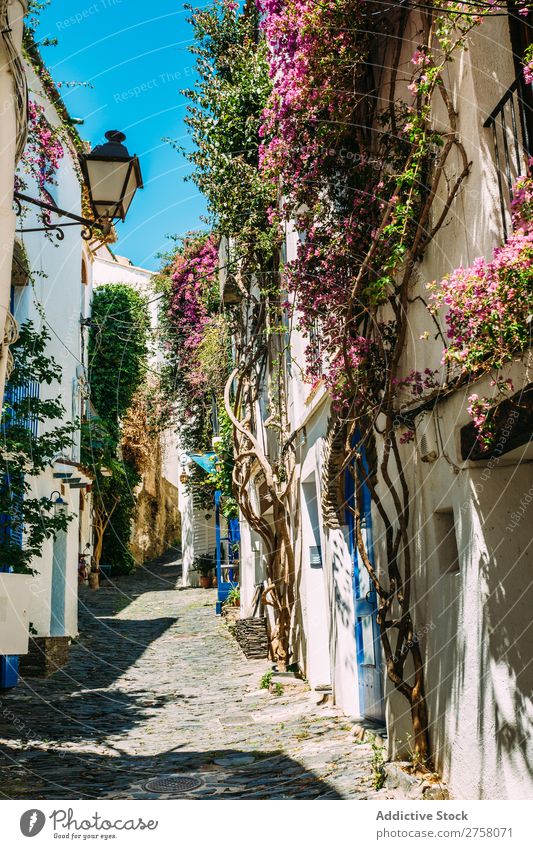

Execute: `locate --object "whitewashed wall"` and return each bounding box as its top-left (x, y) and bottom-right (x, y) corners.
top-left (376, 15), bottom-right (533, 798)
top-left (277, 11), bottom-right (533, 799)
top-left (12, 60), bottom-right (90, 640)
top-left (0, 0), bottom-right (27, 409)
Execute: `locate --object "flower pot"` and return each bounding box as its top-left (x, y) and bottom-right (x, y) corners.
top-left (199, 575), bottom-right (211, 589)
top-left (88, 572), bottom-right (100, 590)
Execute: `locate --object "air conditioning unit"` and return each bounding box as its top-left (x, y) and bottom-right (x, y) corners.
top-left (416, 411), bottom-right (439, 463)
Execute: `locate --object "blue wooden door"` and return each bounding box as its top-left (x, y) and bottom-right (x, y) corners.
top-left (346, 453), bottom-right (385, 722)
top-left (215, 491), bottom-right (238, 614)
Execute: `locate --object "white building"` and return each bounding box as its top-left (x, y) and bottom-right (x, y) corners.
top-left (9, 55), bottom-right (93, 675)
top-left (0, 0), bottom-right (27, 405)
top-left (235, 8), bottom-right (533, 800)
top-left (0, 1), bottom-right (30, 677)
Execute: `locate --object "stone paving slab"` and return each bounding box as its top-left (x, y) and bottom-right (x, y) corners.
top-left (0, 554), bottom-right (388, 800)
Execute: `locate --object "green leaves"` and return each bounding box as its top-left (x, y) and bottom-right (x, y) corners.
top-left (88, 285), bottom-right (150, 438)
top-left (87, 285), bottom-right (150, 575)
top-left (0, 322), bottom-right (75, 574)
top-left (183, 0), bottom-right (277, 262)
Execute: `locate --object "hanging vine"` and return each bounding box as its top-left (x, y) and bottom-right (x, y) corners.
top-left (181, 0), bottom-right (533, 753)
top-left (180, 0), bottom-right (303, 666)
top-left (257, 0), bottom-right (532, 761)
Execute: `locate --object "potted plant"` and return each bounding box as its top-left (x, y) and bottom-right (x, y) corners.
top-left (193, 553), bottom-right (214, 589)
top-left (224, 586), bottom-right (240, 608)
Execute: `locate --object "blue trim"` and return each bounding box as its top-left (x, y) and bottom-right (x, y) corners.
top-left (0, 655), bottom-right (19, 689)
top-left (345, 434), bottom-right (384, 720)
top-left (215, 490), bottom-right (238, 614)
top-left (345, 465), bottom-right (366, 713)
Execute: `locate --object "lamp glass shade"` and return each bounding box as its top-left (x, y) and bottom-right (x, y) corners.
top-left (83, 159), bottom-right (131, 220)
top-left (121, 164), bottom-right (141, 218)
top-left (80, 131), bottom-right (143, 223)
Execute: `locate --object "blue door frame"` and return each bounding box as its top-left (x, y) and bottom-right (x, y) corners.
top-left (215, 490), bottom-right (239, 614)
top-left (345, 444), bottom-right (385, 722)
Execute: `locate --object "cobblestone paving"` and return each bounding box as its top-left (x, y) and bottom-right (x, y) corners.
top-left (0, 555), bottom-right (384, 799)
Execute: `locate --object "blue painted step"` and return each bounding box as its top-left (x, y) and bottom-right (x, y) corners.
top-left (0, 655), bottom-right (19, 689)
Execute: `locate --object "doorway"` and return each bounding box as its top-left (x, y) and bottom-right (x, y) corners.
top-left (345, 453), bottom-right (385, 722)
top-left (50, 528), bottom-right (67, 636)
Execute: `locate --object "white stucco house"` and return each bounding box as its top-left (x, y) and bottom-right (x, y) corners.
top-left (5, 54), bottom-right (94, 678)
top-left (0, 1), bottom-right (30, 682)
top-left (234, 8), bottom-right (533, 800)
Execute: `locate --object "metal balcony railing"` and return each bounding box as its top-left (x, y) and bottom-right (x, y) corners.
top-left (484, 75), bottom-right (533, 240)
top-left (3, 379), bottom-right (40, 438)
top-left (0, 379), bottom-right (40, 551)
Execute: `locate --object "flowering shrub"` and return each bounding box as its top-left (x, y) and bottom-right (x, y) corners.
top-left (524, 43), bottom-right (533, 85)
top-left (17, 100), bottom-right (64, 193)
top-left (430, 176), bottom-right (533, 447)
top-left (430, 176), bottom-right (533, 375)
top-left (257, 0), bottom-right (500, 412)
top-left (166, 234), bottom-right (219, 399)
top-left (157, 232), bottom-right (237, 512)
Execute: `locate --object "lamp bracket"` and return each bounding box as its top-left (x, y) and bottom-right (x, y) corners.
top-left (14, 191), bottom-right (100, 241)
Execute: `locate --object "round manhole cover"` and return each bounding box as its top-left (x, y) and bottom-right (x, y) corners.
top-left (143, 775), bottom-right (203, 795)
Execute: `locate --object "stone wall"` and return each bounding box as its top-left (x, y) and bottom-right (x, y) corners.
top-left (130, 434), bottom-right (181, 565)
top-left (20, 637), bottom-right (70, 678)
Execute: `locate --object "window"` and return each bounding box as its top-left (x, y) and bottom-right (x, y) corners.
top-left (433, 510), bottom-right (460, 576)
top-left (484, 4), bottom-right (533, 238)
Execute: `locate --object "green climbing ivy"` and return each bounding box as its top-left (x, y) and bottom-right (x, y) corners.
top-left (86, 284), bottom-right (149, 574)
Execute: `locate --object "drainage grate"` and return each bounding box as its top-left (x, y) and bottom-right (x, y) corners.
top-left (142, 775), bottom-right (204, 795)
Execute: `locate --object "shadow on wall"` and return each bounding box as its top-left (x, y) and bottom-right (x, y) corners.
top-left (477, 473), bottom-right (533, 797)
top-left (330, 534), bottom-right (358, 708)
top-left (427, 465), bottom-right (533, 799)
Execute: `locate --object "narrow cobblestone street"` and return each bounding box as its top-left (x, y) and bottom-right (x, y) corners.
top-left (0, 556), bottom-right (382, 799)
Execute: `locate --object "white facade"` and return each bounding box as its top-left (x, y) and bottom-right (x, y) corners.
top-left (177, 460), bottom-right (216, 588)
top-left (0, 0), bottom-right (27, 405)
top-left (11, 58), bottom-right (93, 643)
top-left (235, 12), bottom-right (533, 799)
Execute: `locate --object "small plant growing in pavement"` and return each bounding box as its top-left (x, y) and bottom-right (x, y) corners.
top-left (271, 682), bottom-right (284, 697)
top-left (260, 670), bottom-right (273, 690)
top-left (370, 735), bottom-right (386, 790)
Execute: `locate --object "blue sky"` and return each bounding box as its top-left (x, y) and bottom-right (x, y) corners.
top-left (36, 0), bottom-right (208, 270)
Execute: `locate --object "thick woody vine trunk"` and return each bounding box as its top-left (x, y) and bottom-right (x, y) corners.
top-left (223, 288), bottom-right (296, 669)
top-left (92, 498), bottom-right (118, 569)
top-left (347, 410), bottom-right (433, 764)
top-left (329, 7), bottom-right (480, 765)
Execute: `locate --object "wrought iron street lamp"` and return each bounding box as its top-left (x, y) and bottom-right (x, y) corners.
top-left (50, 491), bottom-right (66, 513)
top-left (14, 130), bottom-right (143, 241)
top-left (79, 130), bottom-right (143, 229)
